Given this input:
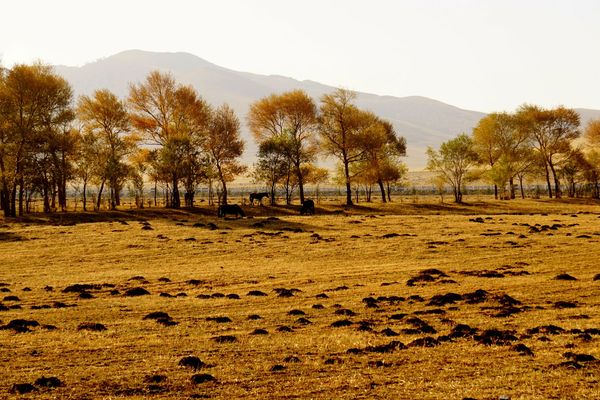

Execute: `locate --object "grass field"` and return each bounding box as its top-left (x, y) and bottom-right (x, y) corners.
top-left (1, 196), bottom-right (599, 399)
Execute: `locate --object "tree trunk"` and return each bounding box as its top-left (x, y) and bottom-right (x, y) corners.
top-left (509, 177), bottom-right (515, 199)
top-left (518, 175), bottom-right (525, 199)
top-left (171, 174), bottom-right (180, 208)
top-left (343, 158), bottom-right (353, 206)
top-left (544, 163), bottom-right (553, 198)
top-left (154, 180), bottom-right (157, 206)
top-left (494, 184), bottom-right (498, 200)
top-left (548, 161), bottom-right (561, 198)
top-left (270, 183), bottom-right (276, 205)
top-left (96, 179), bottom-right (105, 211)
top-left (18, 176), bottom-right (24, 216)
top-left (387, 182), bottom-right (392, 202)
top-left (9, 184), bottom-right (17, 217)
top-left (378, 179), bottom-right (386, 203)
top-left (82, 180), bottom-right (87, 211)
top-left (297, 168), bottom-right (305, 204)
top-left (115, 184), bottom-right (121, 207)
top-left (221, 179), bottom-right (228, 205)
top-left (43, 181), bottom-right (50, 213)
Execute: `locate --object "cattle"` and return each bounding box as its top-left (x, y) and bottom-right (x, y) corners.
top-left (300, 199), bottom-right (315, 215)
top-left (249, 192), bottom-right (269, 205)
top-left (217, 204), bottom-right (245, 218)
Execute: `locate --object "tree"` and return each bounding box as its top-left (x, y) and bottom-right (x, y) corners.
top-left (128, 71), bottom-right (210, 208)
top-left (319, 89), bottom-right (377, 206)
top-left (73, 129), bottom-right (101, 211)
top-left (206, 104), bottom-right (246, 205)
top-left (302, 164), bottom-right (329, 203)
top-left (0, 63), bottom-right (74, 216)
top-left (78, 89), bottom-right (135, 210)
top-left (248, 90), bottom-right (318, 204)
top-left (129, 148), bottom-right (151, 208)
top-left (585, 118), bottom-right (600, 147)
top-left (358, 117), bottom-right (407, 202)
top-left (252, 138), bottom-right (289, 205)
top-left (426, 133), bottom-right (478, 203)
top-left (516, 105), bottom-right (580, 198)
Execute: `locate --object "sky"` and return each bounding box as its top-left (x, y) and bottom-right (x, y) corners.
top-left (1, 0), bottom-right (600, 113)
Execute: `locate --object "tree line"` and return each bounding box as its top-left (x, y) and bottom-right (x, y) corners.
top-left (427, 105), bottom-right (600, 202)
top-left (0, 63), bottom-right (407, 217)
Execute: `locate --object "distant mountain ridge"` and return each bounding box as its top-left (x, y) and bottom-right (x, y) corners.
top-left (54, 50), bottom-right (600, 169)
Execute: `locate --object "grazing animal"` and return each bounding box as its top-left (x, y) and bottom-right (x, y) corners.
top-left (300, 199), bottom-right (315, 215)
top-left (218, 204), bottom-right (245, 218)
top-left (250, 192), bottom-right (269, 205)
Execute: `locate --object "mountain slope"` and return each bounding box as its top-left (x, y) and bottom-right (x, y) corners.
top-left (55, 50), bottom-right (600, 169)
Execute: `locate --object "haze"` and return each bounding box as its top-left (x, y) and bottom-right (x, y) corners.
top-left (2, 0), bottom-right (600, 113)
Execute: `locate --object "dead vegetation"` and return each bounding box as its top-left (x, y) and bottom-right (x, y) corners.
top-left (0, 197), bottom-right (599, 399)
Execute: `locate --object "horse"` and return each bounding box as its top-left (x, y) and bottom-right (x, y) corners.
top-left (217, 204), bottom-right (245, 218)
top-left (249, 192), bottom-right (269, 205)
top-left (300, 199), bottom-right (315, 215)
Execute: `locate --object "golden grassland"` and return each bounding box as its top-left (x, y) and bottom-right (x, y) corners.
top-left (0, 196), bottom-right (599, 399)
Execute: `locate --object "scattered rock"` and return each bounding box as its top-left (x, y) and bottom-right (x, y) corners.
top-left (123, 287), bottom-right (150, 296)
top-left (364, 340), bottom-right (407, 353)
top-left (77, 322), bottom-right (107, 332)
top-left (206, 316), bottom-right (232, 323)
top-left (334, 308), bottom-right (356, 316)
top-left (34, 376), bottom-right (63, 388)
top-left (331, 319), bottom-right (353, 328)
top-left (191, 374), bottom-right (215, 384)
top-left (276, 326), bottom-right (294, 332)
top-left (511, 343), bottom-right (534, 356)
top-left (247, 290), bottom-right (268, 296)
top-left (381, 328), bottom-right (399, 337)
top-left (474, 329), bottom-right (517, 346)
top-left (145, 374), bottom-right (167, 384)
top-left (428, 293), bottom-right (462, 307)
top-left (179, 356), bottom-right (205, 370)
top-left (408, 336), bottom-right (440, 347)
top-left (10, 383), bottom-right (38, 394)
top-left (251, 328), bottom-right (269, 335)
top-left (270, 364), bottom-right (286, 372)
top-left (554, 301), bottom-right (577, 309)
top-left (555, 274), bottom-right (577, 281)
top-left (212, 335), bottom-right (237, 343)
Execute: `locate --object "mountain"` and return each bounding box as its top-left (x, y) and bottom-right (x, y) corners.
top-left (54, 50), bottom-right (600, 169)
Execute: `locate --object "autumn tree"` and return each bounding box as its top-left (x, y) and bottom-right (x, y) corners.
top-left (318, 89), bottom-right (370, 206)
top-left (73, 129), bottom-right (101, 211)
top-left (0, 63), bottom-right (74, 216)
top-left (248, 90), bottom-right (318, 203)
top-left (78, 89), bottom-right (135, 210)
top-left (128, 71), bottom-right (210, 208)
top-left (516, 105), bottom-right (580, 198)
top-left (585, 118), bottom-right (600, 147)
top-left (206, 104), bottom-right (246, 204)
top-left (128, 148), bottom-right (151, 208)
top-left (252, 138), bottom-right (289, 205)
top-left (358, 117), bottom-right (407, 202)
top-left (426, 133), bottom-right (478, 203)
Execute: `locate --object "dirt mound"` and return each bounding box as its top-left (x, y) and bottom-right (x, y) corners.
top-left (178, 356), bottom-right (205, 370)
top-left (77, 322), bottom-right (107, 332)
top-left (123, 287), bottom-right (150, 296)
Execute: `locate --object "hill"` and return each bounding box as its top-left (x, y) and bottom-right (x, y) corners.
top-left (55, 50), bottom-right (600, 169)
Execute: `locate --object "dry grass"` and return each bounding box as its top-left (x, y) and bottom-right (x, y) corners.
top-left (1, 196), bottom-right (599, 399)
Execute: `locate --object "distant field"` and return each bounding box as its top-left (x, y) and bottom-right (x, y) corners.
top-left (1, 197), bottom-right (599, 399)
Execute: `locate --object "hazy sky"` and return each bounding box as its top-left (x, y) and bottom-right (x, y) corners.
top-left (2, 0), bottom-right (599, 112)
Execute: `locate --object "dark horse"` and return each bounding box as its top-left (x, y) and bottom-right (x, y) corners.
top-left (218, 204), bottom-right (245, 218)
top-left (300, 199), bottom-right (315, 215)
top-left (249, 192), bottom-right (269, 205)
